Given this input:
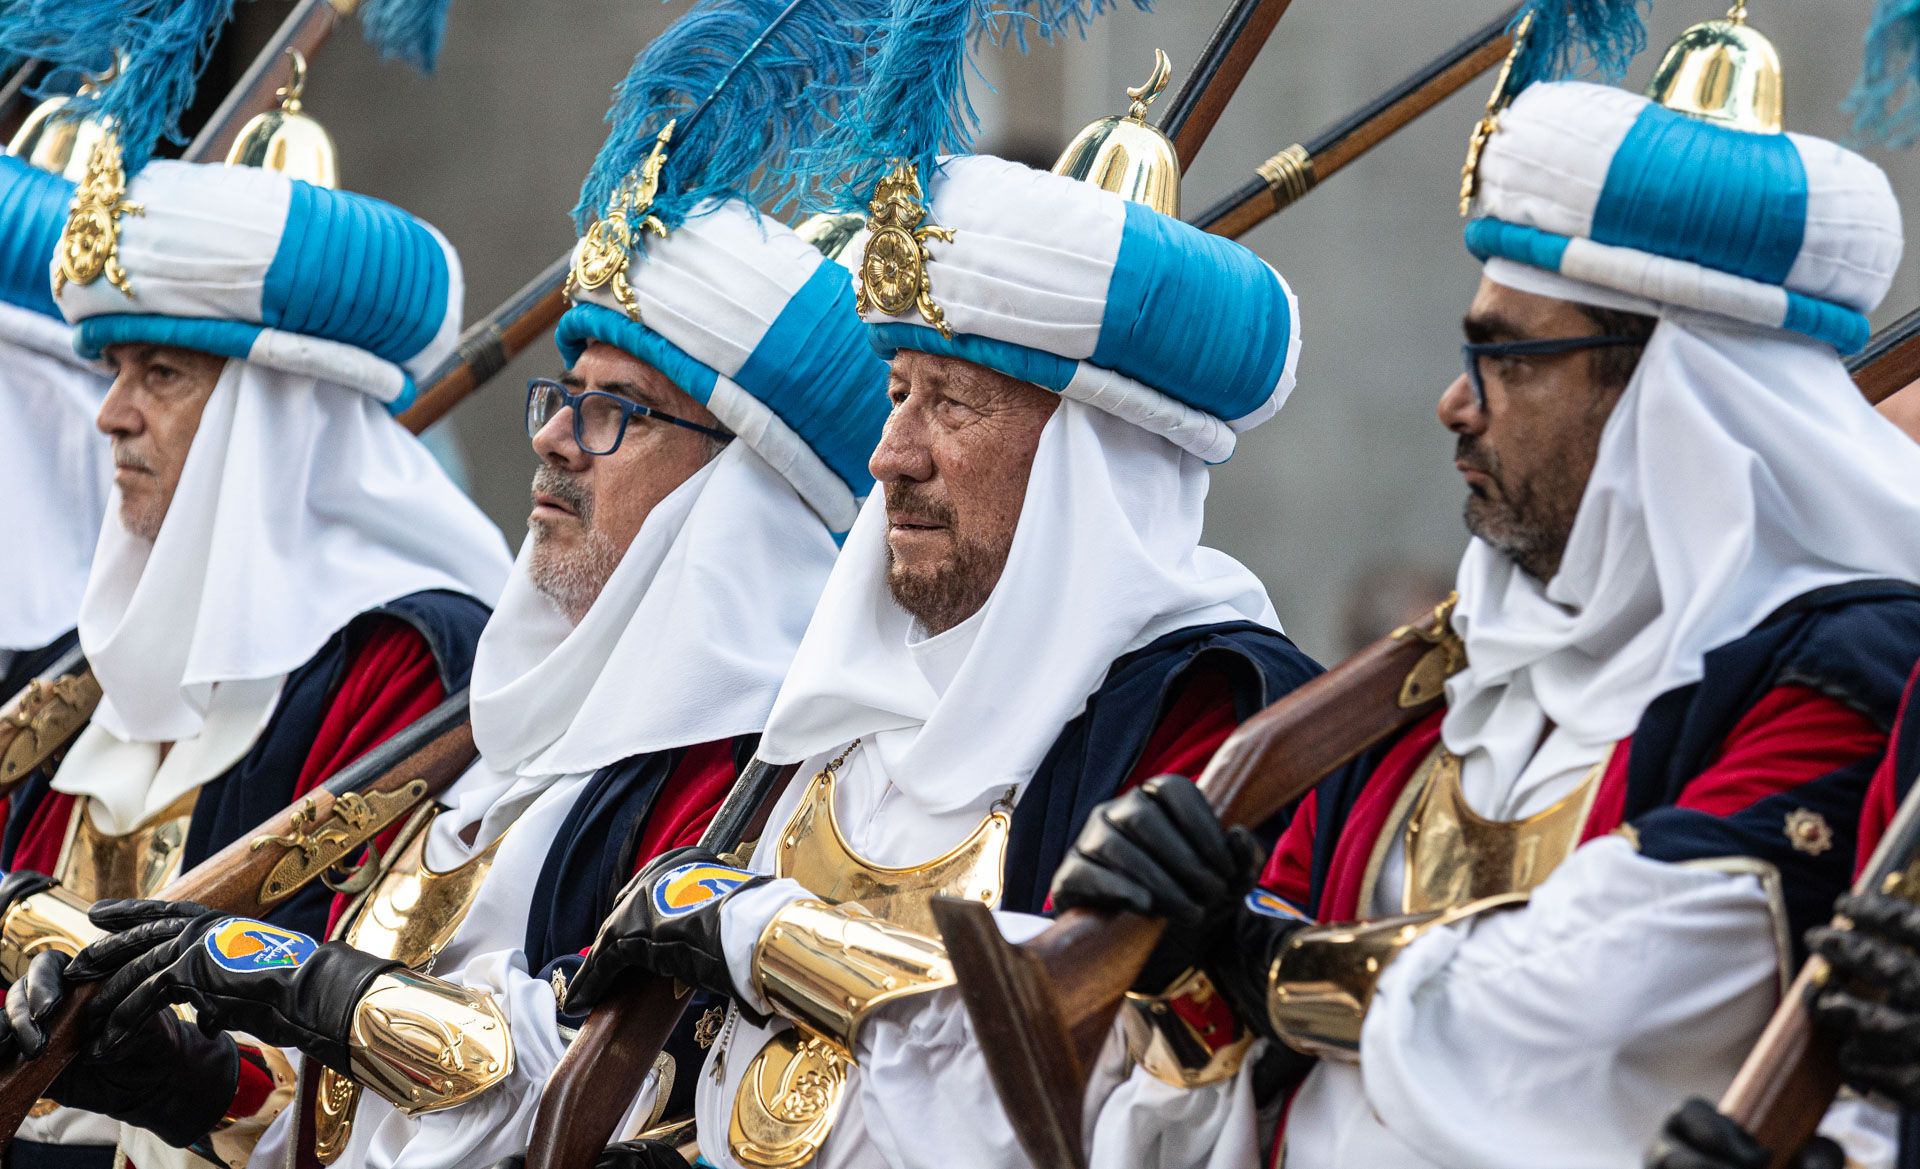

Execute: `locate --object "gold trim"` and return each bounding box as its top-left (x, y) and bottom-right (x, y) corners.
top-left (854, 163), bottom-right (956, 339)
top-left (0, 671), bottom-right (101, 787)
top-left (750, 898), bottom-right (956, 1054)
top-left (1680, 855), bottom-right (1792, 1000)
top-left (1459, 13), bottom-right (1533, 217)
top-left (0, 885), bottom-right (104, 983)
top-left (1121, 968), bottom-right (1254, 1088)
top-left (728, 1031), bottom-right (849, 1169)
top-left (1389, 593), bottom-right (1465, 709)
top-left (251, 779), bottom-right (430, 905)
top-left (345, 970), bottom-right (514, 1115)
top-left (57, 790), bottom-right (197, 903)
top-left (1256, 144), bottom-right (1315, 212)
top-left (564, 121), bottom-right (674, 321)
top-left (54, 133), bottom-right (144, 299)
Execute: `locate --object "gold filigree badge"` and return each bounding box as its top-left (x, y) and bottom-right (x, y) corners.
top-left (1784, 808), bottom-right (1834, 857)
top-left (854, 161), bottom-right (954, 339)
top-left (564, 119), bottom-right (675, 321)
top-left (55, 133), bottom-right (143, 299)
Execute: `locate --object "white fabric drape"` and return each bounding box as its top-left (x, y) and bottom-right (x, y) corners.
top-left (1442, 259), bottom-right (1920, 792)
top-left (78, 360), bottom-right (511, 743)
top-left (0, 326), bottom-right (111, 652)
top-left (469, 440), bottom-right (839, 778)
top-left (758, 399), bottom-right (1277, 820)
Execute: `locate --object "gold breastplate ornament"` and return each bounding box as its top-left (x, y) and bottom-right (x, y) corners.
top-left (313, 806), bottom-right (505, 1163)
top-left (730, 743), bottom-right (1012, 1169)
top-left (55, 790), bottom-right (198, 903)
top-left (1382, 745), bottom-right (1607, 916)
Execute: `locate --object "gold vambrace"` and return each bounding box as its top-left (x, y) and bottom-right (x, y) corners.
top-left (1268, 893), bottom-right (1526, 1062)
top-left (0, 885), bottom-right (103, 982)
top-left (346, 970), bottom-right (514, 1114)
top-left (1122, 968), bottom-right (1253, 1088)
top-left (751, 898), bottom-right (956, 1056)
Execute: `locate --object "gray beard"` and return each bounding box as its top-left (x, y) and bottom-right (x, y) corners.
top-left (527, 520), bottom-right (623, 625)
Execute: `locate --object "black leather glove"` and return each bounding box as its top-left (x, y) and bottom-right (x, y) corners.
top-left (2, 950), bottom-right (238, 1147)
top-left (488, 1139), bottom-right (689, 1169)
top-left (1644, 1098), bottom-right (1844, 1169)
top-left (0, 869), bottom-right (56, 927)
top-left (1050, 774), bottom-right (1269, 992)
top-left (1807, 890), bottom-right (1920, 1109)
top-left (566, 847), bottom-right (767, 1012)
top-left (65, 898), bottom-right (400, 1074)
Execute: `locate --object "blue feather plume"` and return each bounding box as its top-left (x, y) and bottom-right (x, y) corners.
top-left (1847, 0), bottom-right (1920, 146)
top-left (0, 0), bottom-right (456, 174)
top-left (1504, 0), bottom-right (1649, 95)
top-left (792, 0), bottom-right (1149, 213)
top-left (572, 0), bottom-right (889, 236)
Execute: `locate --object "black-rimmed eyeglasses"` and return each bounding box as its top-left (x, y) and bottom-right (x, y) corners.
top-left (1460, 335), bottom-right (1642, 410)
top-left (525, 378), bottom-right (734, 456)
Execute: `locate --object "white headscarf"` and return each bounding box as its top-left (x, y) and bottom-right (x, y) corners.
top-left (0, 304), bottom-right (111, 652)
top-left (759, 399), bottom-right (1278, 817)
top-left (468, 439), bottom-right (840, 779)
top-left (79, 361), bottom-right (511, 743)
top-left (1443, 259), bottom-right (1920, 787)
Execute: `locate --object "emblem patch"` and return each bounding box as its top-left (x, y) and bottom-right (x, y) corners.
top-left (1784, 808), bottom-right (1835, 857)
top-left (204, 917), bottom-right (316, 973)
top-left (1244, 889), bottom-right (1310, 922)
top-left (653, 861), bottom-right (755, 918)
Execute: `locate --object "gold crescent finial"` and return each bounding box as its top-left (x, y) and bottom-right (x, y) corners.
top-left (1727, 1), bottom-right (1749, 22)
top-left (278, 49), bottom-right (308, 114)
top-left (1126, 49), bottom-right (1172, 122)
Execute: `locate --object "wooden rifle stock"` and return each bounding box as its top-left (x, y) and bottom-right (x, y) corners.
top-left (1192, 6), bottom-right (1519, 239)
top-left (1156, 0), bottom-right (1297, 168)
top-left (1849, 304), bottom-right (1920, 406)
top-left (183, 0), bottom-right (352, 164)
top-left (937, 600), bottom-right (1462, 1168)
top-left (523, 759), bottom-right (799, 1169)
top-left (1718, 729), bottom-right (1920, 1166)
top-left (0, 691), bottom-right (476, 1137)
top-left (396, 252), bottom-right (571, 434)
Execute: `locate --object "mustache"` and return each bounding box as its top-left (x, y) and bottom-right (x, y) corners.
top-left (1454, 434), bottom-right (1495, 476)
top-left (532, 465), bottom-right (593, 522)
top-left (111, 443), bottom-right (152, 473)
top-left (883, 482), bottom-right (955, 526)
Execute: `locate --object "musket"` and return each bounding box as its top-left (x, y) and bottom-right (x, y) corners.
top-left (1849, 304), bottom-right (1920, 406)
top-left (0, 58), bottom-right (42, 141)
top-left (1716, 756), bottom-right (1920, 1167)
top-left (1156, 0), bottom-right (1299, 168)
top-left (1190, 6), bottom-right (1520, 239)
top-left (183, 0), bottom-right (359, 164)
top-left (935, 598), bottom-right (1466, 1169)
top-left (396, 252), bottom-right (571, 434)
top-left (0, 646), bottom-right (97, 788)
top-left (0, 688), bottom-right (476, 1134)
top-left (522, 758), bottom-right (799, 1169)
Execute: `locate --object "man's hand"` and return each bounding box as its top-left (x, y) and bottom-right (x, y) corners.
top-left (565, 847), bottom-right (767, 1013)
top-left (67, 898), bottom-right (399, 1074)
top-left (1807, 890), bottom-right (1920, 1109)
top-left (1050, 775), bottom-right (1267, 992)
top-left (1644, 1099), bottom-right (1844, 1169)
top-left (2, 949), bottom-right (240, 1147)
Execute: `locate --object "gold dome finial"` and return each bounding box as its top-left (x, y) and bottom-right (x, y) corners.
top-left (7, 57), bottom-right (120, 182)
top-left (1645, 2), bottom-right (1783, 133)
top-left (226, 50), bottom-right (339, 186)
top-left (1051, 49), bottom-right (1181, 217)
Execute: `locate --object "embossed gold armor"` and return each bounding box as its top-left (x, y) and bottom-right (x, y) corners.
top-left (729, 746), bottom-right (1010, 1169)
top-left (344, 969), bottom-right (513, 1115)
top-left (0, 884), bottom-right (103, 982)
top-left (55, 789), bottom-right (198, 903)
top-left (1121, 968), bottom-right (1254, 1088)
top-left (313, 807), bottom-right (506, 1161)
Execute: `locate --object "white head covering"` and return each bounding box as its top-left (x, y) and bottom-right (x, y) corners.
top-left (759, 399), bottom-right (1277, 817)
top-left (0, 302), bottom-right (111, 652)
top-left (468, 440), bottom-right (839, 778)
top-left (1442, 260), bottom-right (1920, 784)
top-left (79, 361), bottom-right (510, 742)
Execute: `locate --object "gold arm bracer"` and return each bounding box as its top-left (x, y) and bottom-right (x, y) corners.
top-left (345, 969), bottom-right (514, 1114)
top-left (1268, 892), bottom-right (1527, 1062)
top-left (751, 898), bottom-right (956, 1056)
top-left (1122, 968), bottom-right (1254, 1088)
top-left (0, 885), bottom-right (103, 982)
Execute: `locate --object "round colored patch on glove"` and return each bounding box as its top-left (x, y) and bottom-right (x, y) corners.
top-left (652, 862), bottom-right (757, 918)
top-left (1244, 889), bottom-right (1310, 923)
top-left (203, 918), bottom-right (317, 973)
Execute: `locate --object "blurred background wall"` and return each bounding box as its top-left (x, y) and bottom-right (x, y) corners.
top-left (193, 0), bottom-right (1920, 663)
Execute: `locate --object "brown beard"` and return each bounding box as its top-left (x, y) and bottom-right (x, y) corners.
top-left (882, 483), bottom-right (1010, 636)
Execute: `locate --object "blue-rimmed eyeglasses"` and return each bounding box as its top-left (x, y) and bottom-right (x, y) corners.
top-left (525, 378), bottom-right (734, 456)
top-left (1461, 335), bottom-right (1642, 410)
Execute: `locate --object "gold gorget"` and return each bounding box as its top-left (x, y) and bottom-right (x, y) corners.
top-left (313, 806), bottom-right (505, 1163)
top-left (730, 745), bottom-right (1012, 1169)
top-left (1363, 744), bottom-right (1607, 916)
top-left (54, 789), bottom-right (197, 902)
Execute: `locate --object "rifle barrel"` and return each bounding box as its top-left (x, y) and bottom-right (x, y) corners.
top-left (183, 0), bottom-right (350, 164)
top-left (1192, 6), bottom-right (1518, 238)
top-left (397, 252), bottom-right (571, 435)
top-left (1156, 0), bottom-right (1298, 168)
top-left (1849, 304), bottom-right (1920, 405)
top-left (0, 58), bottom-right (42, 142)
